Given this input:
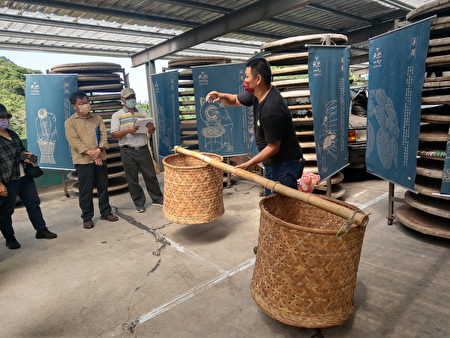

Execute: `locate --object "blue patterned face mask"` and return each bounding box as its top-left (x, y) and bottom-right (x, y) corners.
top-left (0, 118), bottom-right (9, 130)
top-left (125, 99), bottom-right (137, 109)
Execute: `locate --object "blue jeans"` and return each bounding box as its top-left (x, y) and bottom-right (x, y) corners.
top-left (0, 177), bottom-right (46, 239)
top-left (264, 159), bottom-right (304, 196)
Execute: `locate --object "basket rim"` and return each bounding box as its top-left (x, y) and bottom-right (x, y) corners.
top-left (163, 152), bottom-right (224, 170)
top-left (259, 194), bottom-right (363, 235)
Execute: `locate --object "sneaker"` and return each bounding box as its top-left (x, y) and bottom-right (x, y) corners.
top-left (100, 214), bottom-right (119, 222)
top-left (152, 199), bottom-right (164, 207)
top-left (83, 220), bottom-right (94, 229)
top-left (5, 237), bottom-right (21, 249)
top-left (36, 229), bottom-right (57, 239)
top-left (136, 206), bottom-right (146, 213)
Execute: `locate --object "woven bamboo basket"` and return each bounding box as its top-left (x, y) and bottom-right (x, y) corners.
top-left (163, 152), bottom-right (224, 224)
top-left (251, 194), bottom-right (366, 328)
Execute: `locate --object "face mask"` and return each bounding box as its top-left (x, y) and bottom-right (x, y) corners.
top-left (0, 118), bottom-right (9, 130)
top-left (78, 103), bottom-right (91, 115)
top-left (243, 81), bottom-right (254, 94)
top-left (125, 99), bottom-right (137, 109)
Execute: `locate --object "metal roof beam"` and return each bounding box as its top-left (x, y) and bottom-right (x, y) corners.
top-left (237, 30), bottom-right (284, 40)
top-left (158, 0), bottom-right (337, 33)
top-left (346, 21), bottom-right (395, 44)
top-left (0, 13), bottom-right (176, 39)
top-left (0, 30), bottom-right (152, 49)
top-left (152, 0), bottom-right (230, 14)
top-left (0, 42), bottom-right (133, 57)
top-left (8, 1), bottom-right (286, 41)
top-left (269, 18), bottom-right (339, 33)
top-left (9, 0), bottom-right (199, 28)
top-left (306, 4), bottom-right (379, 25)
top-left (375, 0), bottom-right (414, 12)
top-left (0, 13), bottom-right (263, 49)
top-left (132, 0), bottom-right (318, 66)
top-left (0, 40), bottom-right (253, 61)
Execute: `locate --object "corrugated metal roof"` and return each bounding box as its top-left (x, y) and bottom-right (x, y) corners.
top-left (0, 0), bottom-right (435, 62)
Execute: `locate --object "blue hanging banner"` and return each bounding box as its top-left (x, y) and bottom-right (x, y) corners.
top-left (151, 71), bottom-right (180, 159)
top-left (366, 19), bottom-right (431, 190)
top-left (441, 126), bottom-right (450, 195)
top-left (192, 63), bottom-right (256, 157)
top-left (308, 45), bottom-right (350, 181)
top-left (25, 74), bottom-right (78, 170)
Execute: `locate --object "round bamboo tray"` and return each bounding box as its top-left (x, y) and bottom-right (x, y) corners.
top-left (163, 152), bottom-right (224, 224)
top-left (251, 194), bottom-right (366, 328)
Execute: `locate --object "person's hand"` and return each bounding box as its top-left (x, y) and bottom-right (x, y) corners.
top-left (94, 158), bottom-right (103, 166)
top-left (127, 126), bottom-right (139, 134)
top-left (146, 122), bottom-right (156, 135)
top-left (87, 148), bottom-right (101, 160)
top-left (22, 151), bottom-right (33, 164)
top-left (233, 162), bottom-right (250, 176)
top-left (0, 182), bottom-right (8, 197)
top-left (206, 91), bottom-right (221, 103)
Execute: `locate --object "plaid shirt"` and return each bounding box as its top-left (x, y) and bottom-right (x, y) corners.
top-left (0, 129), bottom-right (25, 183)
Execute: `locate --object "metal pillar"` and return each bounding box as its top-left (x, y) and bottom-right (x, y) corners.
top-left (145, 61), bottom-right (161, 166)
top-left (387, 182), bottom-right (405, 225)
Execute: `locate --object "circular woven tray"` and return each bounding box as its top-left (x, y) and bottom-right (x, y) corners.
top-left (168, 57), bottom-right (231, 69)
top-left (404, 191), bottom-right (450, 218)
top-left (163, 153), bottom-right (224, 224)
top-left (407, 0), bottom-right (450, 22)
top-left (251, 194), bottom-right (365, 327)
top-left (396, 204), bottom-right (450, 239)
top-left (262, 34), bottom-right (348, 52)
top-left (265, 52), bottom-right (309, 65)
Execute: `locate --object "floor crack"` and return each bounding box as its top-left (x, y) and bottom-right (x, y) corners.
top-left (112, 206), bottom-right (171, 250)
top-left (147, 259), bottom-right (161, 276)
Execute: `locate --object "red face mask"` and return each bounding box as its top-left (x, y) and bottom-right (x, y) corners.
top-left (243, 81), bottom-right (255, 94)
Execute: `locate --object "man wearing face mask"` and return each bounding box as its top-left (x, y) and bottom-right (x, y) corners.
top-left (65, 91), bottom-right (118, 229)
top-left (206, 58), bottom-right (304, 196)
top-left (110, 88), bottom-right (163, 213)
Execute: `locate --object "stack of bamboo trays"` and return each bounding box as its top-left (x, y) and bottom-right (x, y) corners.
top-left (165, 57), bottom-right (231, 150)
top-left (51, 62), bottom-right (128, 193)
top-left (394, 2), bottom-right (450, 238)
top-left (261, 34), bottom-right (348, 198)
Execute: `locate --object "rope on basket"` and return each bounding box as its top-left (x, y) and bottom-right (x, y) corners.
top-left (336, 210), bottom-right (358, 240)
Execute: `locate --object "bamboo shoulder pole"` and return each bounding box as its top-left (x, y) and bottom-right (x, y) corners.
top-left (173, 146), bottom-right (369, 227)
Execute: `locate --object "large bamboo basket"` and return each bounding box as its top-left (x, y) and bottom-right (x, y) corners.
top-left (163, 153), bottom-right (224, 224)
top-left (251, 194), bottom-right (366, 328)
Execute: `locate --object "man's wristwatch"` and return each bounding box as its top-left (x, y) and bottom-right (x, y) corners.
top-left (97, 147), bottom-right (104, 151)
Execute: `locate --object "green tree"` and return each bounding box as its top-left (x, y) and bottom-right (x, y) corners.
top-left (0, 57), bottom-right (42, 137)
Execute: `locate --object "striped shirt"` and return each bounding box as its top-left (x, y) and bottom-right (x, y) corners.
top-left (111, 108), bottom-right (149, 147)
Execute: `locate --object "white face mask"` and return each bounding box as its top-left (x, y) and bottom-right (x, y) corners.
top-left (125, 99), bottom-right (137, 109)
top-left (78, 103), bottom-right (91, 115)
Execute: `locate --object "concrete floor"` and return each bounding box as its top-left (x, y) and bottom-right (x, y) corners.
top-left (0, 173), bottom-right (449, 338)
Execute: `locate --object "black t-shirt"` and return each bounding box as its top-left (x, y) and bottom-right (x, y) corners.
top-left (237, 86), bottom-right (303, 165)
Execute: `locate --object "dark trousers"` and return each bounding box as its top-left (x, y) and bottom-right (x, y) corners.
top-left (75, 163), bottom-right (111, 221)
top-left (0, 177), bottom-right (46, 239)
top-left (120, 147), bottom-right (163, 207)
top-left (264, 159), bottom-right (304, 196)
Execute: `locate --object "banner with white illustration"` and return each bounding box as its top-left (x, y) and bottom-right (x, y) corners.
top-left (25, 74), bottom-right (78, 170)
top-left (308, 45), bottom-right (350, 181)
top-left (192, 63), bottom-right (257, 157)
top-left (366, 19), bottom-right (431, 190)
